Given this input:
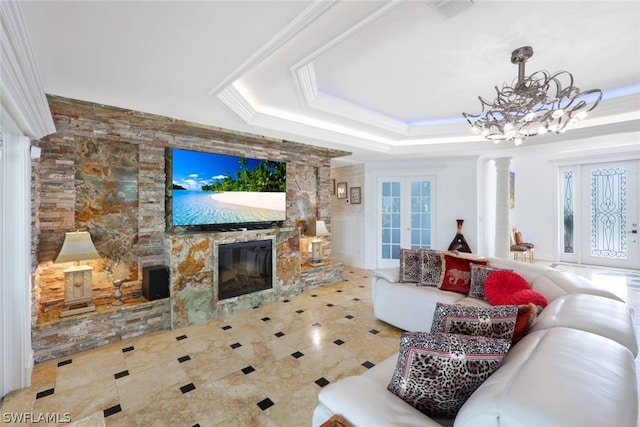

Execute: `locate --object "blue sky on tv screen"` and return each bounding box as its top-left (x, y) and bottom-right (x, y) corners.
top-left (172, 149), bottom-right (264, 191)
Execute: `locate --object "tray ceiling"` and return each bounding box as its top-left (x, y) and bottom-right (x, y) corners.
top-left (20, 0), bottom-right (640, 164)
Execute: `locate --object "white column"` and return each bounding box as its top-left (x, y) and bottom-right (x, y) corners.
top-left (0, 132), bottom-right (34, 397)
top-left (1, 0), bottom-right (56, 397)
top-left (494, 158), bottom-right (512, 259)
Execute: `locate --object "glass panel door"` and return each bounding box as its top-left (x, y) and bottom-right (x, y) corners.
top-left (378, 177), bottom-right (435, 268)
top-left (380, 181), bottom-right (401, 262)
top-left (410, 180), bottom-right (432, 249)
top-left (575, 160), bottom-right (639, 269)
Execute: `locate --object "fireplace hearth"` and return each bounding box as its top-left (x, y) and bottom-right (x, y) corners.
top-left (218, 239), bottom-right (274, 300)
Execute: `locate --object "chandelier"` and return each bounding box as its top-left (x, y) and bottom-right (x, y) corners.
top-left (463, 46), bottom-right (603, 146)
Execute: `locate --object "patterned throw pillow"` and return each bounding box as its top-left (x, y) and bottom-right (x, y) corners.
top-left (438, 254), bottom-right (488, 294)
top-left (430, 302), bottom-right (518, 340)
top-left (418, 249), bottom-right (443, 287)
top-left (388, 332), bottom-right (511, 418)
top-left (399, 248), bottom-right (421, 283)
top-left (468, 264), bottom-right (510, 300)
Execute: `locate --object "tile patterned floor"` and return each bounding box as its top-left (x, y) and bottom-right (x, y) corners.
top-left (1, 263), bottom-right (639, 427)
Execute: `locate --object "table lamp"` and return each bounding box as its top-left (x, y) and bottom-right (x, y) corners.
top-left (54, 231), bottom-right (101, 317)
top-left (306, 220), bottom-right (329, 266)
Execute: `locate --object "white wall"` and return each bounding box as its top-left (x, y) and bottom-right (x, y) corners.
top-left (508, 154), bottom-right (556, 260)
top-left (349, 157), bottom-right (481, 270)
top-left (330, 165), bottom-right (365, 267)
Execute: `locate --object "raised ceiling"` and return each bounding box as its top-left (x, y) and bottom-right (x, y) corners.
top-left (19, 0), bottom-right (640, 164)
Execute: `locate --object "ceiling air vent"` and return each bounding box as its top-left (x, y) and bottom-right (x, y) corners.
top-left (428, 0), bottom-right (474, 19)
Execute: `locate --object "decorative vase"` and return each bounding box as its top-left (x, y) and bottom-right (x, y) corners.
top-left (447, 219), bottom-right (472, 253)
top-left (112, 279), bottom-right (125, 306)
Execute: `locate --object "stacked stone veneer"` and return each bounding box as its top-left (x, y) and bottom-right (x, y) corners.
top-left (32, 300), bottom-right (170, 362)
top-left (31, 96), bottom-right (349, 361)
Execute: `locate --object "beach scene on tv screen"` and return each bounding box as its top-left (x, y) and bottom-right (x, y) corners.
top-left (172, 149), bottom-right (286, 226)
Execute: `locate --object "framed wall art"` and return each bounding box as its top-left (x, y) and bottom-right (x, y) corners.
top-left (336, 182), bottom-right (347, 199)
top-left (349, 186), bottom-right (361, 204)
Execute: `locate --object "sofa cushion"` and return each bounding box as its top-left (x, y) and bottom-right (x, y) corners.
top-left (430, 303), bottom-right (518, 340)
top-left (315, 375), bottom-right (443, 427)
top-left (468, 264), bottom-right (509, 300)
top-left (399, 248), bottom-right (421, 283)
top-left (372, 277), bottom-right (467, 332)
top-left (531, 293), bottom-right (638, 356)
top-left (483, 270), bottom-right (530, 305)
top-left (387, 332), bottom-right (511, 418)
top-left (454, 328), bottom-right (638, 427)
top-left (418, 249), bottom-right (443, 287)
top-left (438, 254), bottom-right (488, 294)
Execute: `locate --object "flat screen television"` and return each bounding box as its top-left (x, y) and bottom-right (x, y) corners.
top-left (170, 148), bottom-right (287, 231)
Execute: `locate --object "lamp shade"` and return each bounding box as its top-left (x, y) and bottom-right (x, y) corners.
top-left (54, 231), bottom-right (100, 263)
top-left (307, 220), bottom-right (329, 237)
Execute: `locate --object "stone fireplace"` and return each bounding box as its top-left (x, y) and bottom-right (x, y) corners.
top-left (168, 228), bottom-right (300, 328)
top-left (217, 239), bottom-right (274, 300)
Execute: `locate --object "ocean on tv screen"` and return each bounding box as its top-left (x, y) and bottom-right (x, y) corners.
top-left (172, 190), bottom-right (286, 226)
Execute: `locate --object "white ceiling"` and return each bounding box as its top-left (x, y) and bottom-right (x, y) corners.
top-left (19, 0), bottom-right (640, 165)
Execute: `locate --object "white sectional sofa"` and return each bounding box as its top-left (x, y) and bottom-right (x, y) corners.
top-left (312, 258), bottom-right (638, 427)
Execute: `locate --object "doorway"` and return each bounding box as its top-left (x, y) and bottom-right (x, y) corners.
top-left (560, 160), bottom-right (639, 269)
top-left (377, 177), bottom-right (436, 268)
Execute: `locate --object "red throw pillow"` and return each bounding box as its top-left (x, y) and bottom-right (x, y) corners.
top-left (484, 270), bottom-right (530, 306)
top-left (438, 254), bottom-right (487, 294)
top-left (513, 303), bottom-right (538, 343)
top-left (508, 288), bottom-right (548, 307)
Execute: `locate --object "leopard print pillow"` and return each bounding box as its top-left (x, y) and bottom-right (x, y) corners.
top-left (399, 248), bottom-right (421, 283)
top-left (430, 302), bottom-right (518, 340)
top-left (418, 249), bottom-right (443, 286)
top-left (388, 332), bottom-right (510, 418)
top-left (468, 264), bottom-right (510, 300)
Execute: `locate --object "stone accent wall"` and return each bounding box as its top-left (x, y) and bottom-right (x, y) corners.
top-left (300, 261), bottom-right (344, 291)
top-left (31, 151), bottom-right (41, 324)
top-left (32, 96), bottom-right (348, 336)
top-left (32, 300), bottom-right (170, 362)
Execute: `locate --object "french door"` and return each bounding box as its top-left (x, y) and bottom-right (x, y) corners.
top-left (378, 177), bottom-right (435, 268)
top-left (560, 160), bottom-right (639, 269)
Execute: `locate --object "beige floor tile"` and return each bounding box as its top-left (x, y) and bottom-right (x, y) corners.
top-left (180, 344), bottom-right (247, 385)
top-left (184, 370), bottom-right (268, 424)
top-left (115, 359), bottom-right (188, 412)
top-left (32, 376), bottom-right (119, 425)
top-left (266, 382), bottom-right (320, 427)
top-left (211, 404), bottom-right (277, 427)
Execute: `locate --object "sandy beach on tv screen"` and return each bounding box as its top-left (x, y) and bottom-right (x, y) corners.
top-left (210, 192), bottom-right (285, 211)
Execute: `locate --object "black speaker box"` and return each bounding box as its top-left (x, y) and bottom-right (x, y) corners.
top-left (142, 265), bottom-right (169, 301)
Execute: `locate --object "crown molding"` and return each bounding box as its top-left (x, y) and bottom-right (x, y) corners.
top-left (0, 1), bottom-right (55, 138)
top-left (209, 0), bottom-right (336, 97)
top-left (293, 62), bottom-right (410, 135)
top-left (216, 84), bottom-right (256, 123)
